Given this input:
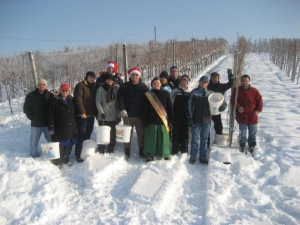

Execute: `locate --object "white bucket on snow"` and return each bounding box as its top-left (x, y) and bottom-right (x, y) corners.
top-left (214, 134), bottom-right (228, 146)
top-left (41, 142), bottom-right (60, 160)
top-left (96, 126), bottom-right (111, 144)
top-left (81, 139), bottom-right (97, 159)
top-left (116, 125), bottom-right (132, 142)
top-left (208, 93), bottom-right (224, 115)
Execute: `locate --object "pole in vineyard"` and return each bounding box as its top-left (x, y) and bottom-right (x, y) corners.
top-left (122, 44), bottom-right (128, 82)
top-left (228, 49), bottom-right (240, 147)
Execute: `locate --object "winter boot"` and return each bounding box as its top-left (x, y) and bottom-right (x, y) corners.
top-left (107, 145), bottom-right (114, 153)
top-left (239, 143), bottom-right (246, 153)
top-left (125, 148), bottom-right (130, 160)
top-left (199, 158), bottom-right (208, 165)
top-left (98, 145), bottom-right (105, 154)
top-left (189, 157), bottom-right (196, 164)
top-left (249, 142), bottom-right (256, 156)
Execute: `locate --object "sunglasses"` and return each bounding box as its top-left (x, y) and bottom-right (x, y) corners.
top-left (61, 90), bottom-right (69, 92)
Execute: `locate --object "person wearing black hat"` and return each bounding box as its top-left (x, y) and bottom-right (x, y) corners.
top-left (170, 74), bottom-right (191, 155)
top-left (168, 66), bottom-right (181, 89)
top-left (207, 69), bottom-right (233, 148)
top-left (73, 71), bottom-right (97, 162)
top-left (159, 71), bottom-right (172, 94)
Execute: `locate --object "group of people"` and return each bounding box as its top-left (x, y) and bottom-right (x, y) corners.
top-left (23, 61), bottom-right (263, 168)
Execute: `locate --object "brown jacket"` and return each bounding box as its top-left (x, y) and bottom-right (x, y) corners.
top-left (74, 79), bottom-right (97, 117)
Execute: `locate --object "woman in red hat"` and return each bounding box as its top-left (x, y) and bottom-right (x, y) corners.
top-left (48, 83), bottom-right (78, 168)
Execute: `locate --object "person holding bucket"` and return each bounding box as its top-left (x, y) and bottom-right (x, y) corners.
top-left (187, 75), bottom-right (213, 165)
top-left (73, 71), bottom-right (98, 163)
top-left (117, 67), bottom-right (148, 160)
top-left (142, 77), bottom-right (174, 162)
top-left (207, 69), bottom-right (233, 147)
top-left (23, 78), bottom-right (54, 158)
top-left (48, 84), bottom-right (78, 168)
top-left (95, 74), bottom-right (121, 154)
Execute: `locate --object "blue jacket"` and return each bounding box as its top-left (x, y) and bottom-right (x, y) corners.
top-left (187, 87), bottom-right (213, 124)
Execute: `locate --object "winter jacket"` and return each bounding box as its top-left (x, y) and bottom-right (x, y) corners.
top-left (231, 85), bottom-right (263, 124)
top-left (48, 95), bottom-right (78, 141)
top-left (73, 79), bottom-right (97, 117)
top-left (207, 72), bottom-right (233, 94)
top-left (117, 80), bottom-right (149, 117)
top-left (23, 88), bottom-right (54, 127)
top-left (171, 86), bottom-right (191, 121)
top-left (188, 87), bottom-right (213, 124)
top-left (95, 84), bottom-right (120, 121)
top-left (142, 89), bottom-right (174, 126)
top-left (168, 77), bottom-right (181, 89)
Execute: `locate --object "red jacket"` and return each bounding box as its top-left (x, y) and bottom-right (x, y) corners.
top-left (231, 85), bottom-right (263, 124)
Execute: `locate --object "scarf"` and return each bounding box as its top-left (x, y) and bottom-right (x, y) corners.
top-left (103, 83), bottom-right (115, 103)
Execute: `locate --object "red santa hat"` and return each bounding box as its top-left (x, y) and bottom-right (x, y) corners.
top-left (106, 61), bottom-right (118, 73)
top-left (127, 67), bottom-right (141, 76)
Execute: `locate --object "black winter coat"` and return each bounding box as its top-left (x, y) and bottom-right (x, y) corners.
top-left (142, 89), bottom-right (174, 126)
top-left (171, 87), bottom-right (190, 121)
top-left (48, 95), bottom-right (78, 141)
top-left (23, 89), bottom-right (54, 127)
top-left (168, 77), bottom-right (181, 90)
top-left (117, 80), bottom-right (148, 117)
top-left (207, 73), bottom-right (234, 94)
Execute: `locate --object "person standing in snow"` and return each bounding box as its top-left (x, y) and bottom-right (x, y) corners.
top-left (159, 71), bottom-right (172, 94)
top-left (207, 69), bottom-right (233, 147)
top-left (142, 77), bottom-right (174, 161)
top-left (96, 61), bottom-right (123, 88)
top-left (117, 67), bottom-right (149, 160)
top-left (230, 74), bottom-right (263, 155)
top-left (23, 78), bottom-right (54, 158)
top-left (187, 75), bottom-right (213, 165)
top-left (73, 71), bottom-right (97, 163)
top-left (168, 66), bottom-right (181, 89)
top-left (48, 84), bottom-right (77, 167)
top-left (170, 74), bottom-right (191, 155)
top-left (95, 74), bottom-right (121, 154)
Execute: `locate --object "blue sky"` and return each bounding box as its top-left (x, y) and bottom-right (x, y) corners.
top-left (1, 0), bottom-right (299, 56)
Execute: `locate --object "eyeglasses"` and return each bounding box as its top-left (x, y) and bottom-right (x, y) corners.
top-left (61, 90), bottom-right (69, 92)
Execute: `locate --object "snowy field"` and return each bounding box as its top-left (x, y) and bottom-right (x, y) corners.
top-left (0, 53), bottom-right (300, 224)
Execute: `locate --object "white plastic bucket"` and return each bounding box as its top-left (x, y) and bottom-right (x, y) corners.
top-left (96, 126), bottom-right (111, 144)
top-left (116, 125), bottom-right (132, 142)
top-left (208, 93), bottom-right (224, 115)
top-left (41, 142), bottom-right (60, 160)
top-left (81, 139), bottom-right (97, 159)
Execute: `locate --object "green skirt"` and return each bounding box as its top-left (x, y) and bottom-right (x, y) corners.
top-left (144, 124), bottom-right (170, 158)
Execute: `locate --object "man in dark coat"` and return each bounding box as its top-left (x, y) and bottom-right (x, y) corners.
top-left (207, 69), bottom-right (233, 147)
top-left (117, 67), bottom-right (148, 160)
top-left (73, 71), bottom-right (97, 162)
top-left (168, 66), bottom-right (181, 89)
top-left (23, 78), bottom-right (54, 158)
top-left (170, 75), bottom-right (191, 155)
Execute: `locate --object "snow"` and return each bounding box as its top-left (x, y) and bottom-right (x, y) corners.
top-left (0, 53), bottom-right (300, 224)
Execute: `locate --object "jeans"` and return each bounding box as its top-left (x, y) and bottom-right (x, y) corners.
top-left (75, 117), bottom-right (95, 158)
top-left (190, 123), bottom-right (210, 160)
top-left (239, 124), bottom-right (257, 146)
top-left (30, 126), bottom-right (51, 157)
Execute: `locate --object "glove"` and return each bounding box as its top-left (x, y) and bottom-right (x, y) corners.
top-left (101, 114), bottom-right (105, 120)
top-left (187, 118), bottom-right (194, 127)
top-left (219, 101), bottom-right (228, 112)
top-left (116, 117), bottom-right (121, 124)
top-left (227, 69), bottom-right (232, 74)
top-left (120, 110), bottom-right (128, 118)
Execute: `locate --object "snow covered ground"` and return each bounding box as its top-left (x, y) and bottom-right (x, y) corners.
top-left (0, 53), bottom-right (300, 225)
